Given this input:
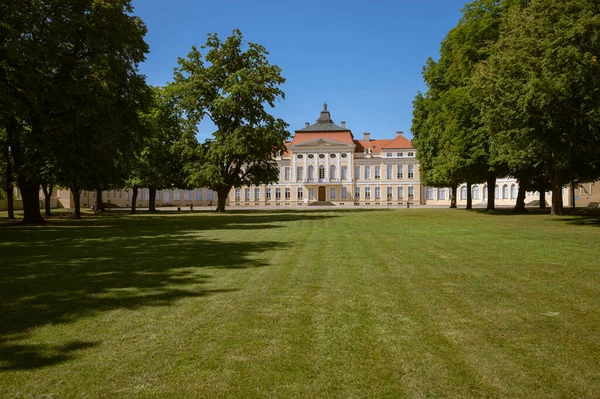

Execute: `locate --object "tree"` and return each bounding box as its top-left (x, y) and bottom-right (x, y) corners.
top-left (1, 0), bottom-right (150, 222)
top-left (412, 0), bottom-right (519, 211)
top-left (128, 86), bottom-right (199, 214)
top-left (473, 0), bottom-right (600, 215)
top-left (174, 29), bottom-right (289, 212)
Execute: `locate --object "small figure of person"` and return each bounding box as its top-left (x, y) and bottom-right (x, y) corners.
top-left (92, 201), bottom-right (99, 214)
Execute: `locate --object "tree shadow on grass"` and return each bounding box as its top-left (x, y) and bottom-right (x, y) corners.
top-left (0, 211), bottom-right (346, 370)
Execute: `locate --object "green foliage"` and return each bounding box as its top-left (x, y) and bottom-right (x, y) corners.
top-left (128, 85), bottom-right (200, 191)
top-left (173, 29), bottom-right (289, 211)
top-left (0, 0), bottom-right (151, 221)
top-left (472, 0), bottom-right (600, 214)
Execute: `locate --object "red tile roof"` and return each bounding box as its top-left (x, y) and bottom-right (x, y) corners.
top-left (381, 135), bottom-right (413, 149)
top-left (354, 139), bottom-right (393, 153)
top-left (290, 132), bottom-right (355, 146)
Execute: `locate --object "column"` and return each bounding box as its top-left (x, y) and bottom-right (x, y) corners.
top-left (303, 153), bottom-right (307, 182)
top-left (325, 153), bottom-right (329, 180)
top-left (336, 152), bottom-right (341, 182)
top-left (291, 152), bottom-right (296, 182)
top-left (347, 152), bottom-right (353, 180)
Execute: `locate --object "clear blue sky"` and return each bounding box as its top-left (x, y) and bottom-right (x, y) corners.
top-left (131, 0), bottom-right (468, 142)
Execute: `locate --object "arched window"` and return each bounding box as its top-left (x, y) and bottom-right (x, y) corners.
top-left (503, 184), bottom-right (509, 199)
top-left (461, 185), bottom-right (467, 200)
top-left (511, 184), bottom-right (517, 199)
top-left (319, 165), bottom-right (325, 179)
top-left (330, 165), bottom-right (336, 180)
top-left (472, 185), bottom-right (480, 200)
top-left (495, 185), bottom-right (500, 199)
top-left (308, 165), bottom-right (314, 180)
top-left (483, 185), bottom-right (488, 201)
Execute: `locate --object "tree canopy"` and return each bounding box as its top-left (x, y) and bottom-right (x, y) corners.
top-left (174, 29), bottom-right (289, 212)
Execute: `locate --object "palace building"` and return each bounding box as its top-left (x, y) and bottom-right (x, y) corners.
top-left (2, 105), bottom-right (581, 212)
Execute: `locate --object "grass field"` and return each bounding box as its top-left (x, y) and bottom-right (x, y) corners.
top-left (1, 208), bottom-right (599, 398)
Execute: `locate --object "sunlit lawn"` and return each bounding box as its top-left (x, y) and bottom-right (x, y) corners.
top-left (1, 208), bottom-right (599, 398)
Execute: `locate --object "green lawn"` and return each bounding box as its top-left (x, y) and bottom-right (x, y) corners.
top-left (1, 209), bottom-right (599, 398)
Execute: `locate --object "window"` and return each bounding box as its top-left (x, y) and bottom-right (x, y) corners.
top-left (330, 153), bottom-right (336, 158)
top-left (113, 190), bottom-right (117, 198)
top-left (495, 185), bottom-right (500, 199)
top-left (276, 187), bottom-right (281, 200)
top-left (341, 153), bottom-right (347, 158)
top-left (297, 187), bottom-right (303, 199)
top-left (503, 184), bottom-right (509, 199)
top-left (511, 184), bottom-right (517, 199)
top-left (342, 186), bottom-right (348, 199)
top-left (473, 185), bottom-right (480, 200)
top-left (387, 165), bottom-right (393, 179)
top-left (365, 166), bottom-right (371, 180)
top-left (374, 187), bottom-right (381, 199)
top-left (386, 152), bottom-right (392, 157)
top-left (92, 191), bottom-right (96, 199)
top-left (330, 165), bottom-right (337, 180)
top-left (341, 166), bottom-right (348, 180)
top-left (174, 190), bottom-right (181, 200)
top-left (297, 167), bottom-right (303, 181)
top-left (374, 166), bottom-right (381, 179)
top-left (408, 152), bottom-right (414, 157)
top-left (125, 191), bottom-right (129, 200)
top-left (387, 186), bottom-right (393, 199)
top-left (365, 187), bottom-right (371, 198)
top-left (461, 186), bottom-right (467, 200)
top-left (408, 164), bottom-right (414, 179)
top-left (245, 188), bottom-right (250, 200)
top-left (308, 165), bottom-right (314, 180)
top-left (145, 190), bottom-right (150, 200)
top-left (483, 185), bottom-right (488, 201)
top-left (119, 191), bottom-right (122, 199)
top-left (398, 186), bottom-right (404, 199)
top-left (319, 165), bottom-right (325, 179)
top-left (426, 187), bottom-right (434, 200)
top-left (284, 167), bottom-right (290, 181)
top-left (355, 186), bottom-right (361, 199)
top-left (266, 187), bottom-right (272, 200)
top-left (354, 165), bottom-right (360, 180)
top-left (319, 154), bottom-right (325, 159)
top-left (254, 187), bottom-right (260, 199)
top-left (397, 165), bottom-right (404, 179)
top-left (330, 187), bottom-right (336, 199)
top-left (397, 152), bottom-right (403, 157)
top-left (285, 187), bottom-right (291, 199)
top-left (235, 188), bottom-right (241, 200)
top-left (207, 190), bottom-right (215, 201)
top-left (408, 186), bottom-right (414, 198)
top-left (308, 154), bottom-right (314, 159)
top-left (297, 154), bottom-right (303, 159)
top-left (196, 189), bottom-right (203, 200)
top-left (438, 188), bottom-right (446, 200)
top-left (184, 190), bottom-right (191, 200)
top-left (106, 191), bottom-right (110, 199)
top-left (309, 187), bottom-right (315, 199)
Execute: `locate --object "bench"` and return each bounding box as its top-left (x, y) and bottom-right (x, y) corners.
top-left (587, 202), bottom-right (599, 208)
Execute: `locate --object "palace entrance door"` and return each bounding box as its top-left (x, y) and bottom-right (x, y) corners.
top-left (318, 186), bottom-right (326, 201)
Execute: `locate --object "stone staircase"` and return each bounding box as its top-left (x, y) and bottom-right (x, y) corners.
top-left (308, 201), bottom-right (336, 206)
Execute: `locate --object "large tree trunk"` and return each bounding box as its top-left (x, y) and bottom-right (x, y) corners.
top-left (450, 185), bottom-right (457, 208)
top-left (216, 187), bottom-right (230, 212)
top-left (550, 175), bottom-right (563, 216)
top-left (17, 175), bottom-right (43, 224)
top-left (538, 179), bottom-right (546, 209)
top-left (486, 174), bottom-right (496, 211)
top-left (514, 182), bottom-right (527, 213)
top-left (71, 185), bottom-right (82, 219)
top-left (466, 182), bottom-right (472, 209)
top-left (41, 183), bottom-right (53, 216)
top-left (96, 188), bottom-right (105, 211)
top-left (130, 186), bottom-right (138, 214)
top-left (149, 187), bottom-right (157, 212)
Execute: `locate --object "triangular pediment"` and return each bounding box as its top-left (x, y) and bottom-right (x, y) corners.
top-left (290, 137), bottom-right (354, 148)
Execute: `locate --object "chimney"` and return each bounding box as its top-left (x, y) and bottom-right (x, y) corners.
top-left (363, 132), bottom-right (370, 142)
top-left (341, 121), bottom-right (346, 128)
top-left (305, 122), bottom-right (310, 127)
top-left (396, 131), bottom-right (404, 137)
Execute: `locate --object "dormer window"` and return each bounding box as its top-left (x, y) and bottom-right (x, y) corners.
top-left (386, 152), bottom-right (392, 157)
